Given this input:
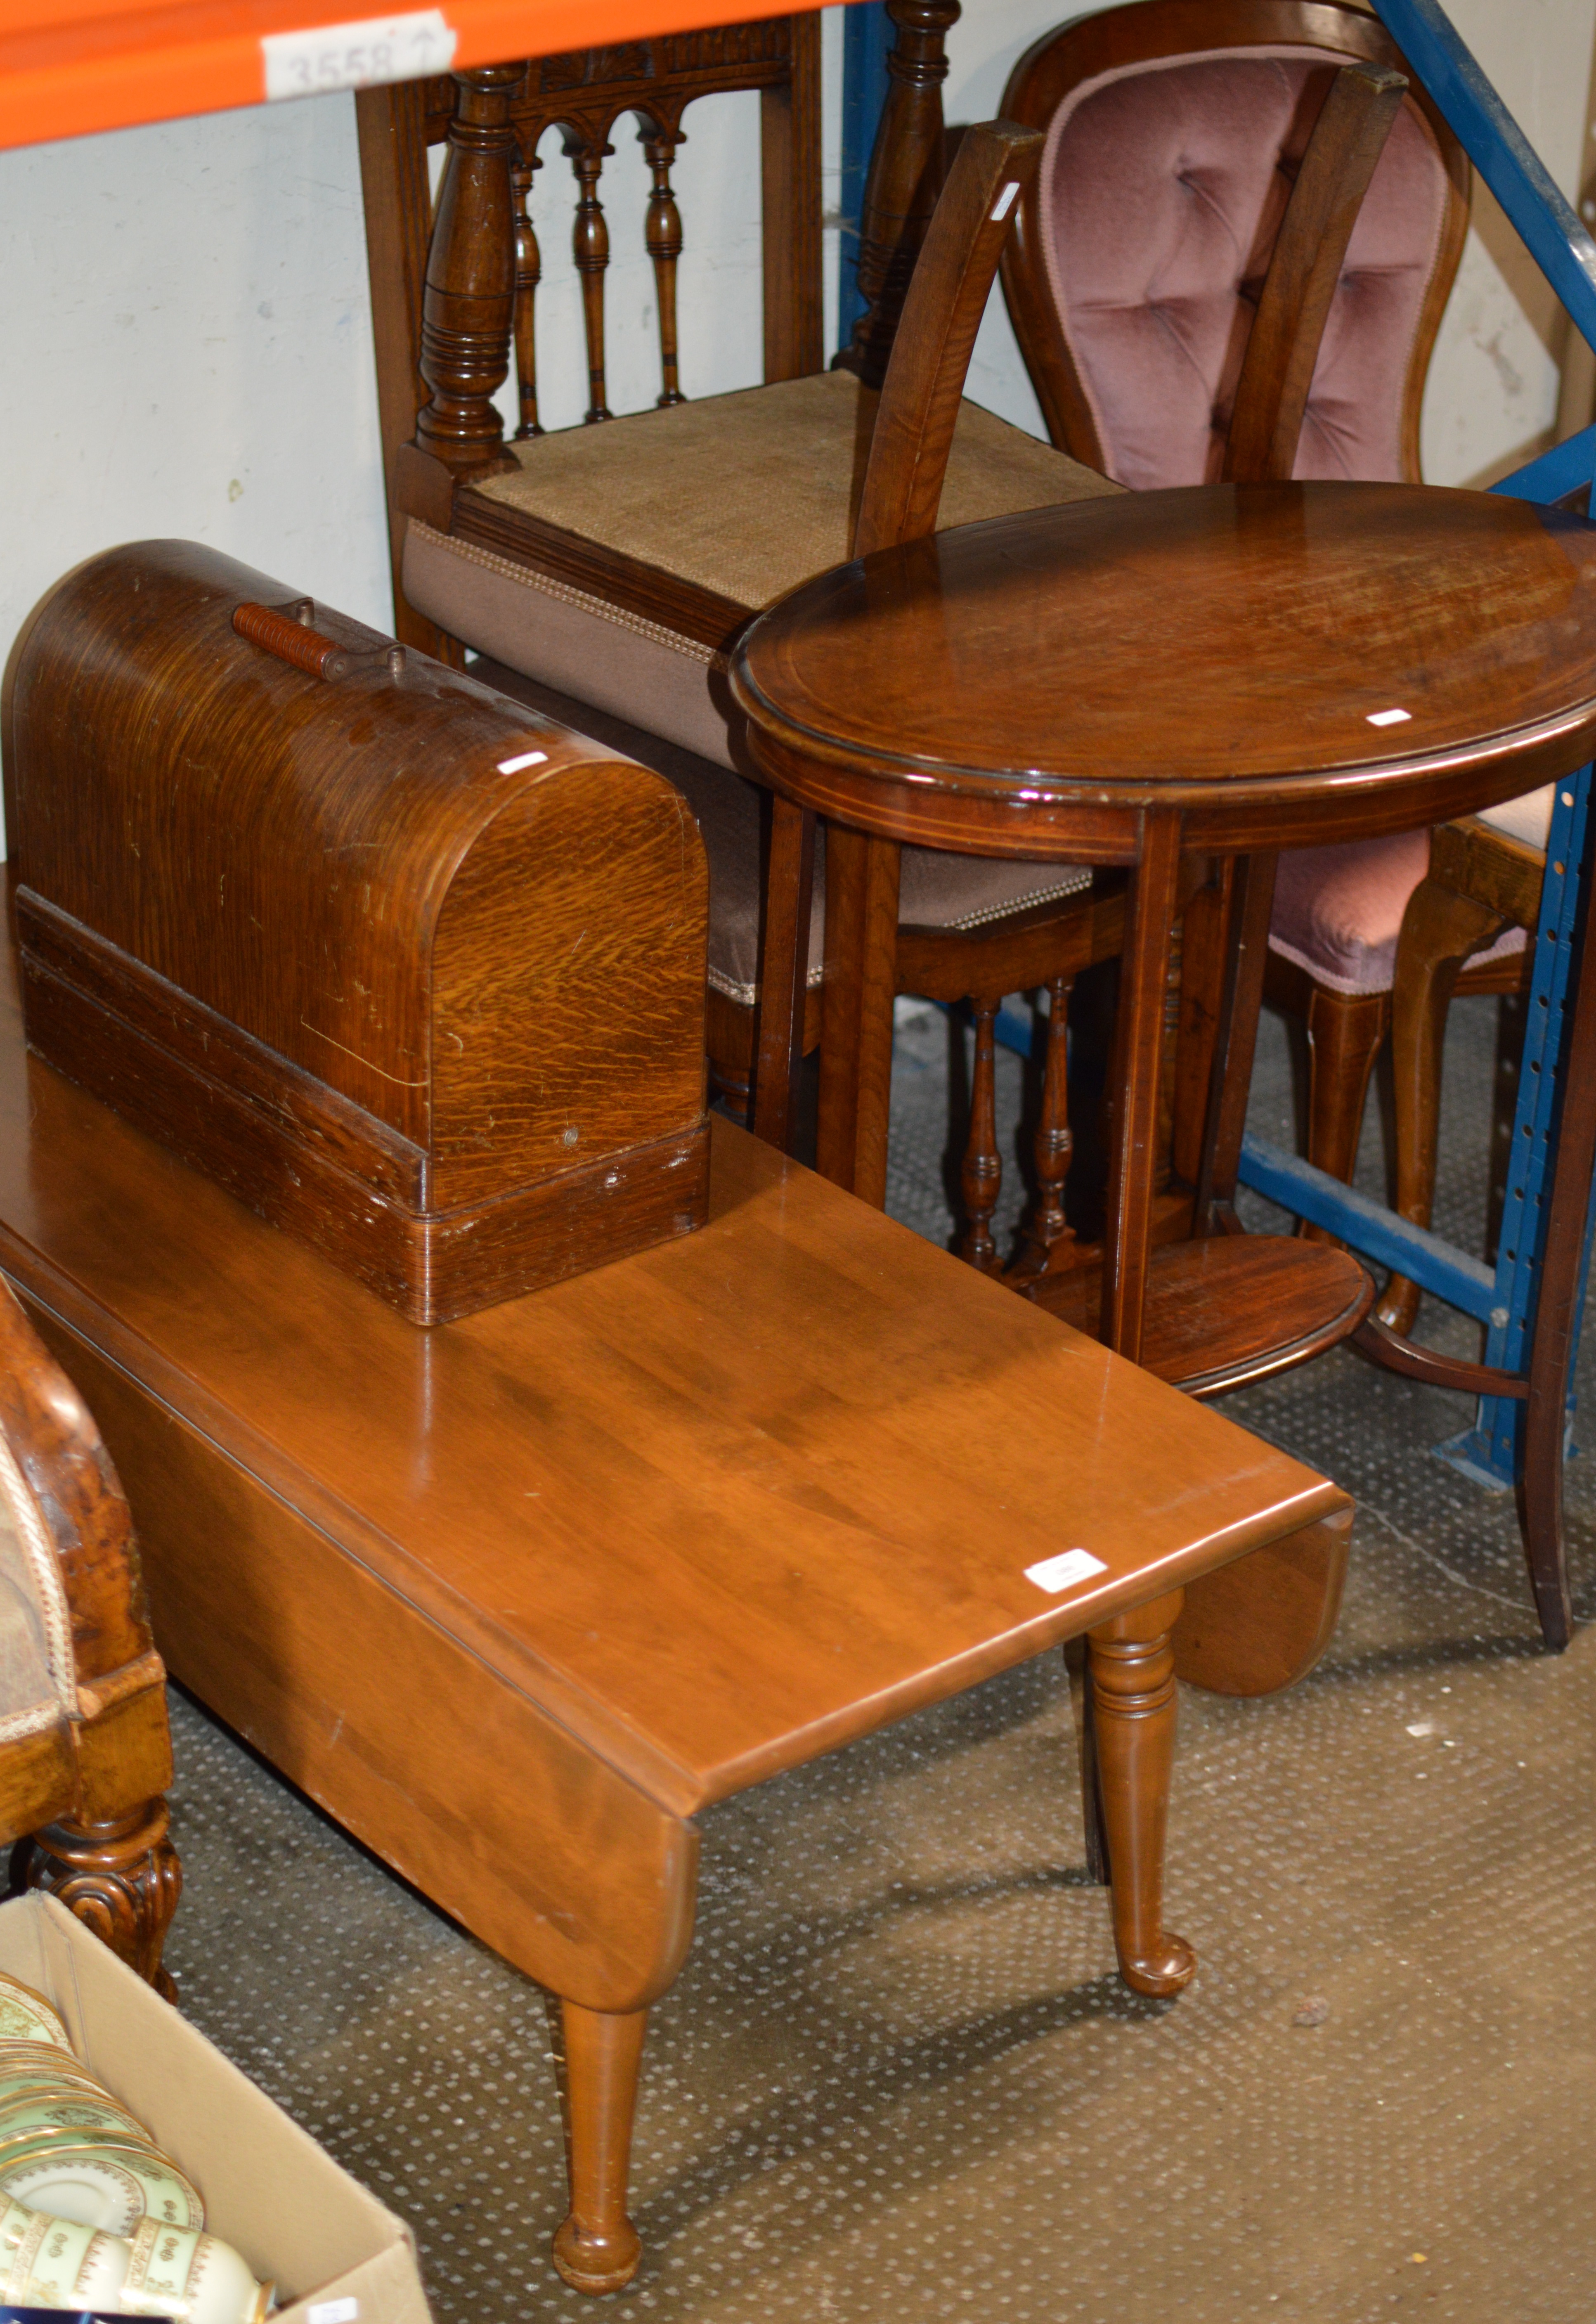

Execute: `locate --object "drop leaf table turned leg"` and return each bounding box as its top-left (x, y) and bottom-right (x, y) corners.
top-left (1086, 1592), bottom-right (1197, 1999)
top-left (553, 2003), bottom-right (650, 2295)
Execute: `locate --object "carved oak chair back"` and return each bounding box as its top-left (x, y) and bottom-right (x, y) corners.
top-left (356, 17), bottom-right (824, 643)
top-left (0, 1279), bottom-right (180, 1992)
top-left (998, 0), bottom-right (1493, 1224)
top-left (355, 7), bottom-right (1137, 1271)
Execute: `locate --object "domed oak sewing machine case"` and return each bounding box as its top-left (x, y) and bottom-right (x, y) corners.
top-left (2, 542), bottom-right (711, 1323)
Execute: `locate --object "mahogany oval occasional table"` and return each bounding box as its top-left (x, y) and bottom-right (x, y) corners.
top-left (738, 476), bottom-right (1596, 1348)
top-left (731, 480), bottom-right (1596, 1387)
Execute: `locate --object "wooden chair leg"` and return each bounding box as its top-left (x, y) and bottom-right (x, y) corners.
top-left (1298, 983), bottom-right (1388, 1245)
top-left (960, 999), bottom-right (1003, 1271)
top-left (1086, 1590), bottom-right (1196, 1998)
top-left (707, 1054), bottom-right (752, 1124)
top-left (551, 2001), bottom-right (649, 2294)
top-left (816, 827), bottom-right (901, 1204)
top-left (15, 1798), bottom-right (182, 2000)
top-left (1375, 873), bottom-right (1508, 1332)
top-left (1012, 973), bottom-right (1079, 1283)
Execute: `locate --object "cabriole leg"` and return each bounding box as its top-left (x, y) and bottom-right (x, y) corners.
top-left (552, 2002), bottom-right (649, 2294)
top-left (1298, 984), bottom-right (1387, 1241)
top-left (1376, 874), bottom-right (1506, 1334)
top-left (15, 1798), bottom-right (182, 2000)
top-left (1086, 1590), bottom-right (1196, 1999)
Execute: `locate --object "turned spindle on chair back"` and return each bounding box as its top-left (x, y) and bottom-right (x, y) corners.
top-left (359, 25), bottom-right (823, 499)
top-left (357, 6), bottom-right (970, 625)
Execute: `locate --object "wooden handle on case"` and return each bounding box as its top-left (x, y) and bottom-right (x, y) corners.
top-left (233, 600), bottom-right (356, 679)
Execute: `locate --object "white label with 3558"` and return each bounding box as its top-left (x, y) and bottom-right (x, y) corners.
top-left (261, 9), bottom-right (456, 101)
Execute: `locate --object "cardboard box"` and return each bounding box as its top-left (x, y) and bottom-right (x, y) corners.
top-left (0, 1894), bottom-right (432, 2324)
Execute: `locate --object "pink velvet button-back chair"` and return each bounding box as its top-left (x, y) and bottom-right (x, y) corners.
top-left (999, 0), bottom-right (1530, 1201)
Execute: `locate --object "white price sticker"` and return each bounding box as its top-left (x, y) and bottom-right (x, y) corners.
top-left (1024, 1548), bottom-right (1107, 1595)
top-left (261, 9), bottom-right (456, 101)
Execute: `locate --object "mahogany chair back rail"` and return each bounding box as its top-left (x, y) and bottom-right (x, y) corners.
top-left (356, 14), bottom-right (824, 607)
top-left (997, 0), bottom-right (1471, 485)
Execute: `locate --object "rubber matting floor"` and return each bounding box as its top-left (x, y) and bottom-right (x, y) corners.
top-left (156, 994), bottom-right (1596, 2323)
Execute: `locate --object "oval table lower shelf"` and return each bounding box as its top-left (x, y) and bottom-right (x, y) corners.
top-left (1024, 1234), bottom-right (1375, 1398)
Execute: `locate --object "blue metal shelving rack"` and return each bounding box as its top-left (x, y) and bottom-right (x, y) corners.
top-left (1235, 0), bottom-right (1596, 1558)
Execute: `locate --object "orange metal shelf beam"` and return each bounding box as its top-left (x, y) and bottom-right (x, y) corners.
top-left (0, 0), bottom-right (827, 152)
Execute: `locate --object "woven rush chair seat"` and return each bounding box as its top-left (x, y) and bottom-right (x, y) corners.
top-left (405, 367), bottom-right (1120, 777)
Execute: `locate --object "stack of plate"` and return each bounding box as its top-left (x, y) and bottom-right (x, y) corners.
top-left (0, 1970), bottom-right (270, 2319)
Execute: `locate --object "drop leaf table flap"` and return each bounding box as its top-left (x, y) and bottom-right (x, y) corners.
top-left (0, 910), bottom-right (1350, 2283)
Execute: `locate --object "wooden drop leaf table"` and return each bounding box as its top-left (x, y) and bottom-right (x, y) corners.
top-left (0, 907), bottom-right (1348, 2292)
top-left (732, 480), bottom-right (1596, 1394)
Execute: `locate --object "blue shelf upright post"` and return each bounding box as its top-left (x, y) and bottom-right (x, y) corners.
top-left (1371, 0), bottom-right (1596, 1486)
top-left (837, 3), bottom-right (893, 359)
top-left (1228, 0), bottom-right (1596, 1523)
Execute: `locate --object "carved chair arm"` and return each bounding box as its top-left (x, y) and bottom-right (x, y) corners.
top-left (0, 1279), bottom-right (161, 1705)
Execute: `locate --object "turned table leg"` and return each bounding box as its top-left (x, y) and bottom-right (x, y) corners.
top-left (552, 2001), bottom-right (650, 2295)
top-left (751, 795), bottom-right (818, 1154)
top-left (1086, 1590), bottom-right (1196, 1999)
top-left (816, 826), bottom-right (902, 1202)
top-left (15, 1798), bottom-right (182, 2000)
top-left (1193, 847), bottom-right (1280, 1227)
top-left (1102, 813), bottom-right (1183, 1359)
